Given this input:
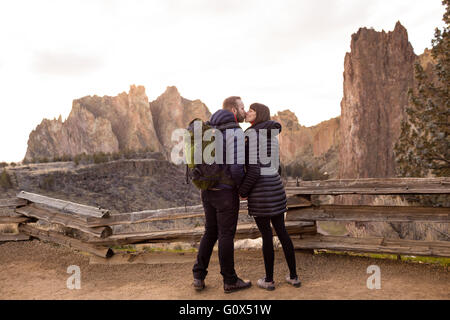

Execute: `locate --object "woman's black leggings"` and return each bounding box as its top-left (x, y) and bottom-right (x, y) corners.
top-left (254, 213), bottom-right (297, 282)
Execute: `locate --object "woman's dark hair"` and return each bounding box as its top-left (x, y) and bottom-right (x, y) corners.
top-left (249, 103), bottom-right (271, 125)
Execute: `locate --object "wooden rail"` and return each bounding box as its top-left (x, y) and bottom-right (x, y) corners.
top-left (0, 198), bottom-right (27, 207)
top-left (292, 235), bottom-right (450, 258)
top-left (285, 177), bottom-right (450, 194)
top-left (287, 205), bottom-right (450, 223)
top-left (16, 191), bottom-right (110, 219)
top-left (18, 224), bottom-right (113, 258)
top-left (16, 204), bottom-right (112, 238)
top-left (88, 221), bottom-right (316, 246)
top-left (0, 233), bottom-right (30, 242)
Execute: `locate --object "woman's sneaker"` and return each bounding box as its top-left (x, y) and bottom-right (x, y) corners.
top-left (257, 278), bottom-right (275, 291)
top-left (285, 275), bottom-right (301, 287)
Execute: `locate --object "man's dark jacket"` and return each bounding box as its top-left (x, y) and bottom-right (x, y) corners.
top-left (207, 109), bottom-right (245, 189)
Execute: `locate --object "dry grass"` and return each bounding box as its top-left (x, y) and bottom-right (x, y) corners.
top-left (0, 224), bottom-right (18, 234)
top-left (0, 169), bottom-right (13, 190)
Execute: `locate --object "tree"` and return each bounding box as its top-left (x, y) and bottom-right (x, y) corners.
top-left (394, 0), bottom-right (450, 177)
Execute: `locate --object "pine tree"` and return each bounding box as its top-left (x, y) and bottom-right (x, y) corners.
top-left (394, 0), bottom-right (450, 177)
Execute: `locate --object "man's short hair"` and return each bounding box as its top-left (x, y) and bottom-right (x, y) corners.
top-left (222, 96), bottom-right (241, 111)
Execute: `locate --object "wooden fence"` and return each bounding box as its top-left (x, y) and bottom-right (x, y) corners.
top-left (286, 177), bottom-right (450, 257)
top-left (0, 177), bottom-right (448, 259)
top-left (0, 190), bottom-right (316, 258)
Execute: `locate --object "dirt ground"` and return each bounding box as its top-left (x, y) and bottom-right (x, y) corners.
top-left (0, 240), bottom-right (448, 300)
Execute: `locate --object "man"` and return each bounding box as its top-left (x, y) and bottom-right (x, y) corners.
top-left (192, 96), bottom-right (252, 293)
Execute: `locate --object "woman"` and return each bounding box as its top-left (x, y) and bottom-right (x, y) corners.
top-left (238, 103), bottom-right (301, 291)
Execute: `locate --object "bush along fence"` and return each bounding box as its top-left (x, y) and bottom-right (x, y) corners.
top-left (0, 177), bottom-right (448, 258)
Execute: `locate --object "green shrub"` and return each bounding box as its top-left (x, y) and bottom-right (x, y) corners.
top-left (73, 154), bottom-right (81, 166)
top-left (61, 154), bottom-right (72, 162)
top-left (0, 169), bottom-right (13, 189)
top-left (0, 162), bottom-right (7, 168)
top-left (10, 162), bottom-right (16, 167)
top-left (112, 152), bottom-right (121, 160)
top-left (93, 152), bottom-right (108, 164)
top-left (124, 149), bottom-right (134, 159)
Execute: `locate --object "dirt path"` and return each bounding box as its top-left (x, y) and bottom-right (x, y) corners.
top-left (0, 240), bottom-right (448, 300)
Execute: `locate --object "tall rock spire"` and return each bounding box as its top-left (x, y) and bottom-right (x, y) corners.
top-left (339, 22), bottom-right (417, 178)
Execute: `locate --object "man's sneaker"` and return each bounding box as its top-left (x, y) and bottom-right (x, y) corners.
top-left (285, 275), bottom-right (301, 287)
top-left (257, 278), bottom-right (275, 291)
top-left (192, 278), bottom-right (205, 291)
top-left (224, 278), bottom-right (252, 294)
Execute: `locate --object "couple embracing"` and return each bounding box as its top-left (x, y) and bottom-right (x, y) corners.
top-left (190, 96), bottom-right (300, 293)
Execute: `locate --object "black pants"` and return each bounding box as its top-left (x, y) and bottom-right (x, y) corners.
top-left (254, 213), bottom-right (297, 282)
top-left (192, 188), bottom-right (240, 285)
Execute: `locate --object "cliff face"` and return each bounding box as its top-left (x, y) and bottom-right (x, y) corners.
top-left (150, 86), bottom-right (211, 158)
top-left (273, 22), bottom-right (432, 180)
top-left (310, 117), bottom-right (341, 158)
top-left (273, 110), bottom-right (341, 178)
top-left (24, 85), bottom-right (210, 161)
top-left (25, 106), bottom-right (119, 160)
top-left (75, 85), bottom-right (162, 153)
top-left (339, 22), bottom-right (417, 178)
top-left (272, 110), bottom-right (312, 163)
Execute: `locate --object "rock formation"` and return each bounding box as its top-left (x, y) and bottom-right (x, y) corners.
top-left (24, 85), bottom-right (211, 161)
top-left (25, 105), bottom-right (119, 160)
top-left (150, 86), bottom-right (211, 158)
top-left (74, 85), bottom-right (162, 153)
top-left (339, 22), bottom-right (417, 178)
top-left (273, 110), bottom-right (340, 178)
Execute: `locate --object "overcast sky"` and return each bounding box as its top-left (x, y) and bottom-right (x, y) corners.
top-left (0, 0), bottom-right (445, 162)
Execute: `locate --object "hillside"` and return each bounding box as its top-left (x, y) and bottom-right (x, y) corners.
top-left (3, 156), bottom-right (201, 214)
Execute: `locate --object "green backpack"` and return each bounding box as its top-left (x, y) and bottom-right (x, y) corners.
top-left (185, 118), bottom-right (236, 190)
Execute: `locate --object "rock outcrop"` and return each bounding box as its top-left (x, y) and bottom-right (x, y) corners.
top-left (339, 22), bottom-right (417, 178)
top-left (74, 85), bottom-right (162, 153)
top-left (274, 23), bottom-right (433, 180)
top-left (273, 110), bottom-right (340, 178)
top-left (25, 106), bottom-right (119, 161)
top-left (272, 110), bottom-right (313, 164)
top-left (150, 86), bottom-right (211, 158)
top-left (24, 85), bottom-right (210, 161)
